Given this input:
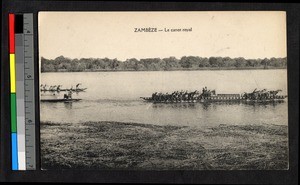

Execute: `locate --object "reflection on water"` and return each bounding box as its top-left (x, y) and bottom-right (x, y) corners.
top-left (148, 100), bottom-right (285, 110)
top-left (40, 70), bottom-right (288, 127)
top-left (40, 99), bottom-right (288, 127)
top-left (202, 103), bottom-right (214, 111)
top-left (152, 103), bottom-right (197, 109)
top-left (64, 102), bottom-right (73, 110)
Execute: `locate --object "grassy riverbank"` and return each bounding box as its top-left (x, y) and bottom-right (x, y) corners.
top-left (41, 121), bottom-right (288, 170)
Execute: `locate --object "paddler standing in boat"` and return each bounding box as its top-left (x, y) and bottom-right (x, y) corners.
top-left (76, 83), bottom-right (81, 91)
top-left (57, 85), bottom-right (61, 92)
top-left (63, 93), bottom-right (68, 99)
top-left (63, 90), bottom-right (73, 100)
top-left (68, 90), bottom-right (73, 99)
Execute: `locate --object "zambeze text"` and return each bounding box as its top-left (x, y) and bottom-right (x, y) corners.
top-left (134, 28), bottom-right (157, 32)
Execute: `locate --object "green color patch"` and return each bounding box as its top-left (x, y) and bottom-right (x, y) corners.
top-left (11, 93), bottom-right (17, 133)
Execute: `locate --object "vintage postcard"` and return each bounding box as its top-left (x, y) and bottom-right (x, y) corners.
top-left (39, 11), bottom-right (288, 170)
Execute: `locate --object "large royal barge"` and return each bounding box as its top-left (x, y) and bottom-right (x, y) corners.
top-left (140, 87), bottom-right (287, 103)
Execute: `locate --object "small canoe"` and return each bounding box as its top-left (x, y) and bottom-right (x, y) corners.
top-left (41, 98), bottom-right (82, 103)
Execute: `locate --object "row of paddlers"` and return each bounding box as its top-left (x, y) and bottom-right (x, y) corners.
top-left (40, 84), bottom-right (87, 92)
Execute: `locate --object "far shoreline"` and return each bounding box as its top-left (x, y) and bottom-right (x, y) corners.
top-left (41, 67), bottom-right (287, 73)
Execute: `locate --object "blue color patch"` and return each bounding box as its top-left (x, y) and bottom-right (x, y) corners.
top-left (11, 133), bottom-right (18, 170)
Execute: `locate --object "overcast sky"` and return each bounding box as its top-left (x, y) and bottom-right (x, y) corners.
top-left (39, 11), bottom-right (286, 61)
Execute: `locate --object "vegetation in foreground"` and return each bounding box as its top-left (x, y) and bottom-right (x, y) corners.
top-left (41, 121), bottom-right (288, 170)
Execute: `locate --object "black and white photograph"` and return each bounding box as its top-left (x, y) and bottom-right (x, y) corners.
top-left (39, 11), bottom-right (288, 170)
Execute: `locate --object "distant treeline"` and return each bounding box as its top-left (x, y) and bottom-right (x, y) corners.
top-left (41, 56), bottom-right (287, 72)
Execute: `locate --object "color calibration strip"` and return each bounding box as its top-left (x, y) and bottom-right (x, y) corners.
top-left (9, 13), bottom-right (36, 170)
top-left (9, 13), bottom-right (18, 170)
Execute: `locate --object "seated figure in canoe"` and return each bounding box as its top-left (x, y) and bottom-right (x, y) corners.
top-left (64, 90), bottom-right (73, 99)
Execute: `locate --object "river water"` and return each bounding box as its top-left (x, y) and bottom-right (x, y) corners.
top-left (40, 70), bottom-right (288, 127)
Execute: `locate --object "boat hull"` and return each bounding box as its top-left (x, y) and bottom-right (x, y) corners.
top-left (140, 96), bottom-right (287, 103)
top-left (41, 98), bottom-right (82, 103)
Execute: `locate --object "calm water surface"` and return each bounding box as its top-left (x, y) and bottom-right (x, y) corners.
top-left (40, 70), bottom-right (288, 127)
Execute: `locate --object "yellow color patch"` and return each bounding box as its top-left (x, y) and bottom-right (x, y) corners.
top-left (10, 54), bottom-right (16, 93)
